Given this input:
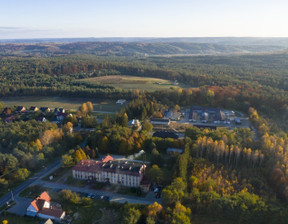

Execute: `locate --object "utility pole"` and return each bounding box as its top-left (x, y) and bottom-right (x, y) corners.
top-left (10, 189), bottom-right (14, 201)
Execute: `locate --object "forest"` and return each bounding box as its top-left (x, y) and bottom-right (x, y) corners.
top-left (0, 53), bottom-right (287, 131)
top-left (0, 48), bottom-right (288, 223)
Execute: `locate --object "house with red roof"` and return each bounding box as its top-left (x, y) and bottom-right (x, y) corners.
top-left (26, 191), bottom-right (65, 222)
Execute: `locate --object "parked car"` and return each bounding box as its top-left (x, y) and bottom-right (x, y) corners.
top-left (103, 196), bottom-right (110, 201)
top-left (95, 195), bottom-right (101, 200)
top-left (87, 193), bottom-right (93, 198)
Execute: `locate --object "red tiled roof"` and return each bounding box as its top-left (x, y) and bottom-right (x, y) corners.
top-left (102, 155), bottom-right (113, 163)
top-left (39, 207), bottom-right (65, 219)
top-left (30, 191), bottom-right (51, 211)
top-left (31, 199), bottom-right (40, 212)
top-left (72, 159), bottom-right (102, 172)
top-left (39, 191), bottom-right (51, 201)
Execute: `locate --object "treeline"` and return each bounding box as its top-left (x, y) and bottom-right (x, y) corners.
top-left (0, 55), bottom-right (287, 132)
top-left (156, 135), bottom-right (288, 224)
top-left (193, 136), bottom-right (264, 168)
top-left (0, 120), bottom-right (82, 191)
top-left (249, 108), bottom-right (288, 202)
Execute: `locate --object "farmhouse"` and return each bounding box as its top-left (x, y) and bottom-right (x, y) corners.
top-left (72, 159), bottom-right (146, 187)
top-left (26, 192), bottom-right (65, 222)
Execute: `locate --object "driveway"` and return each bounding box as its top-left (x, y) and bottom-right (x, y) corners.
top-left (7, 196), bottom-right (32, 216)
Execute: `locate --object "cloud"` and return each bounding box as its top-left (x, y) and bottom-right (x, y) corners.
top-left (0, 27), bottom-right (22, 30)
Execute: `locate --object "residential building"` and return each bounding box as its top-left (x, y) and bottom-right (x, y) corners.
top-left (16, 106), bottom-right (26, 113)
top-left (189, 106), bottom-right (225, 122)
top-left (30, 106), bottom-right (39, 112)
top-left (42, 219), bottom-right (53, 224)
top-left (167, 148), bottom-right (184, 154)
top-left (116, 99), bottom-right (126, 105)
top-left (40, 107), bottom-right (51, 113)
top-left (150, 118), bottom-right (170, 126)
top-left (128, 119), bottom-right (141, 127)
top-left (26, 192), bottom-right (65, 222)
top-left (163, 110), bottom-right (182, 121)
top-left (152, 131), bottom-right (179, 139)
top-left (102, 155), bottom-right (114, 163)
top-left (72, 159), bottom-right (146, 187)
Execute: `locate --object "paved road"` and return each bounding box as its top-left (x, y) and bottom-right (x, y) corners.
top-left (36, 180), bottom-right (160, 205)
top-left (0, 159), bottom-right (61, 207)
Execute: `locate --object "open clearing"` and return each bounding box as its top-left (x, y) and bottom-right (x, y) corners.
top-left (0, 96), bottom-right (125, 112)
top-left (79, 75), bottom-right (189, 91)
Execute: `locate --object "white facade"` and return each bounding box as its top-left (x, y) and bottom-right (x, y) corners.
top-left (72, 169), bottom-right (142, 187)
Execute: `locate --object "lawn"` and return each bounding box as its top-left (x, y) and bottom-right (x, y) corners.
top-left (79, 75), bottom-right (189, 91)
top-left (42, 167), bottom-right (71, 182)
top-left (19, 185), bottom-right (56, 199)
top-left (0, 96), bottom-right (125, 112)
top-left (0, 213), bottom-right (41, 224)
top-left (64, 176), bottom-right (87, 187)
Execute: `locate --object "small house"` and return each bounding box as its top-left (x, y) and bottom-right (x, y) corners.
top-left (27, 191), bottom-right (65, 222)
top-left (37, 117), bottom-right (47, 122)
top-left (40, 107), bottom-right (51, 113)
top-left (167, 148), bottom-right (183, 154)
top-left (128, 119), bottom-right (141, 127)
top-left (16, 106), bottom-right (26, 113)
top-left (116, 99), bottom-right (126, 105)
top-left (30, 106), bottom-right (39, 112)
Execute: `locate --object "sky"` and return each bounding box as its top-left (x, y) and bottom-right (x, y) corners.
top-left (0, 0), bottom-right (288, 39)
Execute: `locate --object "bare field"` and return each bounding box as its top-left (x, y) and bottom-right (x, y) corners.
top-left (80, 75), bottom-right (189, 91)
top-left (0, 96), bottom-right (124, 112)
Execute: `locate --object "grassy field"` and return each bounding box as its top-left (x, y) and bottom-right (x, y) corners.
top-left (79, 75), bottom-right (189, 91)
top-left (42, 167), bottom-right (71, 182)
top-left (0, 96), bottom-right (125, 112)
top-left (0, 213), bottom-right (41, 224)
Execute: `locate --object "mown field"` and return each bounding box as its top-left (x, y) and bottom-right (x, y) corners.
top-left (0, 96), bottom-right (125, 112)
top-left (79, 75), bottom-right (189, 91)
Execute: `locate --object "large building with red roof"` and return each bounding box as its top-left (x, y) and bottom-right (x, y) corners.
top-left (26, 191), bottom-right (65, 222)
top-left (72, 158), bottom-right (146, 187)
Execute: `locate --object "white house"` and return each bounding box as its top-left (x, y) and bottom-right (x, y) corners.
top-left (116, 99), bottom-right (126, 105)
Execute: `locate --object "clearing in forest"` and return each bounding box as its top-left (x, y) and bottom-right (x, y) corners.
top-left (80, 75), bottom-right (189, 91)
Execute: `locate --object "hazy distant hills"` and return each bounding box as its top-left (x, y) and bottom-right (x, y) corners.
top-left (0, 38), bottom-right (287, 56)
top-left (1, 37), bottom-right (288, 46)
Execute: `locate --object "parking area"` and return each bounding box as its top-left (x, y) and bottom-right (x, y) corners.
top-left (7, 196), bottom-right (32, 216)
